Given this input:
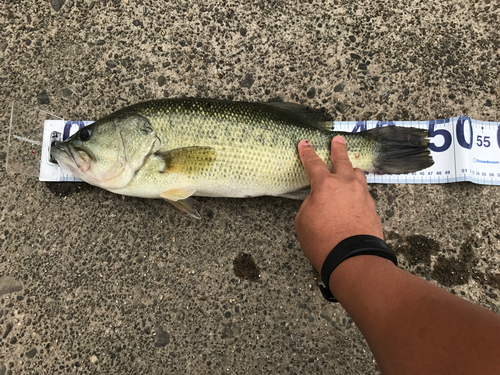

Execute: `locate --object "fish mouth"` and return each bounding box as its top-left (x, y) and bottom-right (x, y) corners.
top-left (50, 141), bottom-right (95, 175)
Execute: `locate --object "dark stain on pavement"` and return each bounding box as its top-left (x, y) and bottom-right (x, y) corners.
top-left (431, 237), bottom-right (478, 287)
top-left (154, 326), bottom-right (170, 347)
top-left (233, 253), bottom-right (260, 281)
top-left (389, 233), bottom-right (499, 291)
top-left (388, 232), bottom-right (439, 266)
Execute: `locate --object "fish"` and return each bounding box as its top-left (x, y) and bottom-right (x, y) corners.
top-left (50, 98), bottom-right (434, 218)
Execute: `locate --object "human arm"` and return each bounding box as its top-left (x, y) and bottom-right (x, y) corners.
top-left (294, 136), bottom-right (500, 375)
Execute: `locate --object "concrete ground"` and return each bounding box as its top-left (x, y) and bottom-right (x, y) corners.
top-left (0, 0), bottom-right (499, 374)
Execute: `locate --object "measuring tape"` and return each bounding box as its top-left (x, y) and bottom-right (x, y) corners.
top-left (334, 117), bottom-right (500, 185)
top-left (39, 117), bottom-right (500, 185)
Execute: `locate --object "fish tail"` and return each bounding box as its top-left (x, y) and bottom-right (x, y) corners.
top-left (368, 126), bottom-right (434, 174)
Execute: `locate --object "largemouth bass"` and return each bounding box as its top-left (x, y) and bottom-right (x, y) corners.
top-left (51, 98), bottom-right (433, 218)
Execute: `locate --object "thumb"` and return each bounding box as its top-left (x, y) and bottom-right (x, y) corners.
top-left (297, 140), bottom-right (330, 186)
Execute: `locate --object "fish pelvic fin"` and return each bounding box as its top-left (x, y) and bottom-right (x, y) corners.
top-left (155, 146), bottom-right (216, 174)
top-left (277, 188), bottom-right (311, 200)
top-left (160, 187), bottom-right (196, 201)
top-left (368, 126), bottom-right (434, 174)
top-left (166, 197), bottom-right (201, 220)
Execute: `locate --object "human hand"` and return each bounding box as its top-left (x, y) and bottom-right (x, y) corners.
top-left (294, 136), bottom-right (383, 272)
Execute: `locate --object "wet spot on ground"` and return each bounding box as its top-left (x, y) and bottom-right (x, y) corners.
top-left (388, 233), bottom-right (439, 266)
top-left (387, 233), bottom-right (499, 291)
top-left (221, 322), bottom-right (241, 339)
top-left (154, 326), bottom-right (170, 347)
top-left (233, 253), bottom-right (260, 281)
top-left (431, 237), bottom-right (478, 287)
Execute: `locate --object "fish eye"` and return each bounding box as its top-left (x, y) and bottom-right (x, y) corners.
top-left (80, 128), bottom-right (92, 142)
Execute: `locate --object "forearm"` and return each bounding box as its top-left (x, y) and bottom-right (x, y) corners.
top-left (330, 255), bottom-right (500, 375)
top-left (295, 138), bottom-right (500, 373)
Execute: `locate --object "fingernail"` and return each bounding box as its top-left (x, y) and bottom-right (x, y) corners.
top-left (300, 140), bottom-right (311, 147)
top-left (334, 135), bottom-right (346, 144)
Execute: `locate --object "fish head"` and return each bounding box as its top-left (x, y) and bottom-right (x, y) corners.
top-left (51, 113), bottom-right (160, 190)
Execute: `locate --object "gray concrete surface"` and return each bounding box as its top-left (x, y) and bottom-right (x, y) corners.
top-left (0, 0), bottom-right (499, 373)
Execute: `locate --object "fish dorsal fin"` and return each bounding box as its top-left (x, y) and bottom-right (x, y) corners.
top-left (155, 146), bottom-right (216, 174)
top-left (260, 101), bottom-right (334, 131)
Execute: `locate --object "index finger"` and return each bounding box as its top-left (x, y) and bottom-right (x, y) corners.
top-left (331, 135), bottom-right (355, 178)
top-left (297, 140), bottom-right (331, 187)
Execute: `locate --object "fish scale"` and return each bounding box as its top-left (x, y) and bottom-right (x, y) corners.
top-left (51, 98), bottom-right (433, 218)
top-left (120, 99), bottom-right (332, 198)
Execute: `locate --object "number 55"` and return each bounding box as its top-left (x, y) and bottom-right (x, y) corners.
top-left (477, 135), bottom-right (491, 147)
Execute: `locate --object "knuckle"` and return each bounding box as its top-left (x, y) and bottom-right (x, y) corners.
top-left (347, 177), bottom-right (365, 193)
top-left (354, 168), bottom-right (367, 180)
top-left (312, 178), bottom-right (338, 198)
top-left (313, 175), bottom-right (333, 190)
top-left (312, 181), bottom-right (327, 193)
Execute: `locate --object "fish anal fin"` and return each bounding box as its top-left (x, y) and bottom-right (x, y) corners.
top-left (156, 146), bottom-right (215, 174)
top-left (167, 197), bottom-right (201, 219)
top-left (160, 187), bottom-right (196, 202)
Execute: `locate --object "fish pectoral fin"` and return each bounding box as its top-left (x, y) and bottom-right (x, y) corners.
top-left (160, 187), bottom-right (196, 201)
top-left (166, 197), bottom-right (201, 220)
top-left (276, 188), bottom-right (311, 200)
top-left (155, 146), bottom-right (216, 174)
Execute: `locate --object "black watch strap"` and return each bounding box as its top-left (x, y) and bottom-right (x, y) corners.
top-left (319, 235), bottom-right (398, 302)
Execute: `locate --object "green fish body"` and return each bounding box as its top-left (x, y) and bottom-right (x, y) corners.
top-left (51, 98), bottom-right (433, 218)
